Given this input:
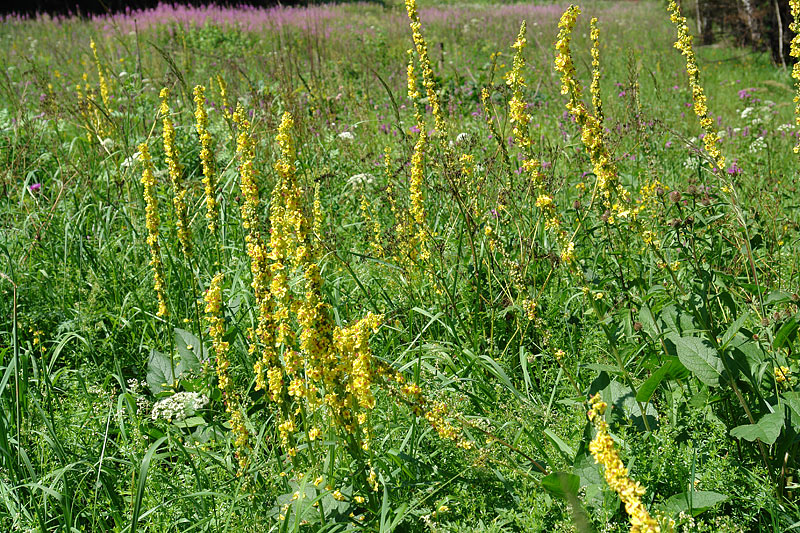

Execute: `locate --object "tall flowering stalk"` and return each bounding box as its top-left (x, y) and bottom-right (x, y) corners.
top-left (555, 6), bottom-right (630, 222)
top-left (588, 394), bottom-right (659, 533)
top-left (359, 195), bottom-right (385, 258)
top-left (160, 88), bottom-right (193, 258)
top-left (404, 0), bottom-right (447, 138)
top-left (408, 128), bottom-right (430, 263)
top-left (193, 85), bottom-right (220, 235)
top-left (90, 38), bottom-right (111, 110)
top-left (590, 18), bottom-right (603, 123)
top-left (506, 21), bottom-right (575, 264)
top-left (216, 74), bottom-right (232, 120)
top-left (666, 0), bottom-right (724, 172)
top-left (269, 113), bottom-right (303, 380)
top-left (790, 0), bottom-right (800, 154)
top-left (232, 105), bottom-right (278, 402)
top-left (205, 272), bottom-right (250, 468)
top-left (507, 21), bottom-right (531, 149)
top-left (139, 143), bottom-right (168, 318)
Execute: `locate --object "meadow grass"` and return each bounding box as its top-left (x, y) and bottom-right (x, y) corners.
top-left (1, 1), bottom-right (800, 531)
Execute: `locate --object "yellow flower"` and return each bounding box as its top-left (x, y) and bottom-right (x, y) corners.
top-left (193, 85), bottom-right (219, 235)
top-left (590, 18), bottom-right (603, 122)
top-left (790, 0), bottom-right (800, 153)
top-left (160, 88), bottom-right (193, 258)
top-left (775, 365), bottom-right (792, 387)
top-left (138, 143), bottom-right (168, 318)
top-left (667, 0), bottom-right (725, 171)
top-left (589, 394), bottom-right (659, 532)
top-left (90, 38), bottom-right (111, 109)
top-left (404, 0), bottom-right (447, 137)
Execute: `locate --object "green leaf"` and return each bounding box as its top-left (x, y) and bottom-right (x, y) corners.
top-left (775, 312), bottom-right (800, 351)
top-left (541, 472), bottom-right (580, 501)
top-left (146, 350), bottom-right (174, 395)
top-left (730, 411), bottom-right (784, 445)
top-left (765, 291), bottom-right (794, 305)
top-left (174, 328), bottom-right (207, 376)
top-left (667, 334), bottom-right (723, 387)
top-left (637, 304), bottom-right (658, 340)
top-left (544, 429), bottom-right (575, 464)
top-left (721, 312), bottom-right (750, 348)
top-left (636, 358), bottom-right (687, 402)
top-left (664, 490), bottom-right (728, 517)
top-left (173, 416), bottom-right (206, 428)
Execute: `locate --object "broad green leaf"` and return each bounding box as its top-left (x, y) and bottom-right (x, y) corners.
top-left (775, 312), bottom-right (800, 351)
top-left (544, 429), bottom-right (575, 464)
top-left (664, 490), bottom-right (728, 517)
top-left (541, 472), bottom-right (580, 500)
top-left (667, 334), bottom-right (723, 387)
top-left (174, 328), bottom-right (207, 375)
top-left (146, 350), bottom-right (174, 395)
top-left (637, 304), bottom-right (658, 339)
top-left (730, 411), bottom-right (784, 445)
top-left (636, 358), bottom-right (687, 402)
top-left (765, 291), bottom-right (794, 305)
top-left (721, 312), bottom-right (750, 348)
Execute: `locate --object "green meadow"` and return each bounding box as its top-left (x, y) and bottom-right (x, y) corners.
top-left (1, 1), bottom-right (800, 531)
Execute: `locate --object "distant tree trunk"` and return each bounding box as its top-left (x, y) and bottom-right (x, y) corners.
top-left (774, 0), bottom-right (786, 68)
top-left (697, 0), bottom-right (715, 45)
top-left (739, 0), bottom-right (759, 44)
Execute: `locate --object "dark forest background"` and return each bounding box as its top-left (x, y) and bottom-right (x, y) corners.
top-left (1, 0), bottom-right (313, 17)
top-left (0, 0), bottom-right (795, 70)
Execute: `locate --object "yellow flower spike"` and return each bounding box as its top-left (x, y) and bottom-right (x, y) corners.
top-left (408, 126), bottom-right (430, 262)
top-left (666, 0), bottom-right (724, 171)
top-left (588, 394), bottom-right (660, 533)
top-left (138, 143), bottom-right (169, 318)
top-left (205, 273), bottom-right (232, 403)
top-left (506, 21), bottom-right (531, 148)
top-left (503, 19), bottom-right (574, 264)
top-left (159, 87), bottom-right (193, 259)
top-left (312, 182), bottom-right (324, 240)
top-left (205, 273), bottom-right (250, 468)
top-left (90, 38), bottom-right (111, 110)
top-left (359, 195), bottom-right (384, 258)
top-left (233, 105), bottom-right (279, 398)
top-left (554, 6), bottom-right (630, 221)
top-left (590, 18), bottom-right (603, 123)
top-left (404, 0), bottom-right (447, 138)
top-left (216, 74), bottom-right (231, 119)
top-left (790, 0), bottom-right (800, 154)
top-left (193, 85), bottom-right (220, 235)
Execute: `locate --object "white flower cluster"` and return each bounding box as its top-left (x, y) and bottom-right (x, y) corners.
top-left (151, 391), bottom-right (209, 423)
top-left (738, 101), bottom-right (774, 127)
top-left (748, 136), bottom-right (767, 154)
top-left (347, 173), bottom-right (375, 190)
